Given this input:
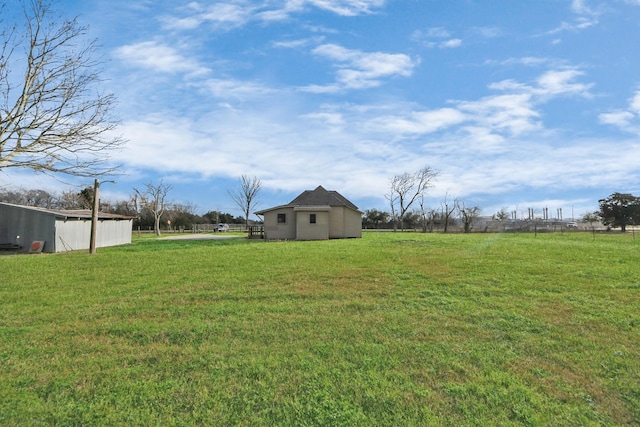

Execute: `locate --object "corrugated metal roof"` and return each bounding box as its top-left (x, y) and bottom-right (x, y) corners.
top-left (0, 202), bottom-right (134, 220)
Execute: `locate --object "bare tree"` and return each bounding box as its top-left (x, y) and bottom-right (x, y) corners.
top-left (457, 201), bottom-right (481, 233)
top-left (111, 199), bottom-right (138, 217)
top-left (0, 187), bottom-right (54, 207)
top-left (57, 187), bottom-right (93, 209)
top-left (134, 181), bottom-right (172, 236)
top-left (385, 166), bottom-right (438, 231)
top-left (0, 0), bottom-right (123, 177)
top-left (418, 194), bottom-right (438, 233)
top-left (426, 209), bottom-right (440, 232)
top-left (441, 193), bottom-right (457, 233)
top-left (24, 189), bottom-right (55, 208)
top-left (385, 183), bottom-right (399, 230)
top-left (229, 175), bottom-right (262, 230)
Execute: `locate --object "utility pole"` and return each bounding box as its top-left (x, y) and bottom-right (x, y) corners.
top-left (90, 179), bottom-right (99, 254)
top-left (90, 179), bottom-right (115, 254)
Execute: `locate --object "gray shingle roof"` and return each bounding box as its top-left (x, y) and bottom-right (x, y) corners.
top-left (255, 186), bottom-right (360, 215)
top-left (289, 186), bottom-right (359, 210)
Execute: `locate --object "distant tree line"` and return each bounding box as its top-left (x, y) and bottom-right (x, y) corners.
top-left (362, 203), bottom-right (480, 233)
top-left (365, 191), bottom-right (640, 233)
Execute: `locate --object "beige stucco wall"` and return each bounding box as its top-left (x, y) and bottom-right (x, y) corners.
top-left (344, 208), bottom-right (363, 238)
top-left (328, 207), bottom-right (344, 238)
top-left (329, 207), bottom-right (362, 238)
top-left (295, 209), bottom-right (329, 240)
top-left (263, 208), bottom-right (296, 240)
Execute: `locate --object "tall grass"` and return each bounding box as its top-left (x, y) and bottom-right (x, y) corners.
top-left (1, 232), bottom-right (638, 425)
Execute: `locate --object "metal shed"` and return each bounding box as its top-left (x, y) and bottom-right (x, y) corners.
top-left (0, 202), bottom-right (133, 253)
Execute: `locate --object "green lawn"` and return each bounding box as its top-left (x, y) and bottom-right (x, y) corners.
top-left (1, 232), bottom-right (638, 426)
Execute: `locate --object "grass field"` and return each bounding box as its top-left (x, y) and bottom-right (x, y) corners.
top-left (1, 231), bottom-right (639, 426)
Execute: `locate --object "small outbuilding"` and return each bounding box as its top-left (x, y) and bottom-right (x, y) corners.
top-left (0, 202), bottom-right (133, 253)
top-left (255, 185), bottom-right (362, 240)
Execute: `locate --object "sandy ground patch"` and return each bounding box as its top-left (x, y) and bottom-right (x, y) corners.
top-left (158, 233), bottom-right (243, 240)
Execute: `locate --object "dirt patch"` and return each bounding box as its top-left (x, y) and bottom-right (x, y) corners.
top-left (158, 233), bottom-right (243, 240)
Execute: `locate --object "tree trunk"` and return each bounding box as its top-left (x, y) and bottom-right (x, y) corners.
top-left (155, 216), bottom-right (161, 236)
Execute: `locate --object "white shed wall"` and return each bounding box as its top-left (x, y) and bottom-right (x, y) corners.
top-left (55, 218), bottom-right (132, 251)
top-left (55, 219), bottom-right (91, 251)
top-left (98, 219), bottom-right (133, 247)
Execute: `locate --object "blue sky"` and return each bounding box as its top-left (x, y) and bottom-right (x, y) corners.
top-left (3, 0), bottom-right (640, 220)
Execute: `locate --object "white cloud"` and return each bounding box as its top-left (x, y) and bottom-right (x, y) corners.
top-left (367, 68), bottom-right (592, 145)
top-left (411, 27), bottom-right (463, 49)
top-left (472, 26), bottom-right (502, 38)
top-left (535, 69), bottom-right (593, 98)
top-left (487, 57), bottom-right (560, 67)
top-left (571, 0), bottom-right (591, 15)
top-left (457, 93), bottom-right (540, 136)
top-left (260, 0), bottom-right (388, 19)
top-left (298, 83), bottom-right (342, 94)
top-left (306, 0), bottom-right (386, 16)
top-left (424, 27), bottom-right (451, 38)
top-left (630, 91), bottom-right (640, 114)
top-left (490, 69), bottom-right (592, 99)
top-left (160, 0), bottom-right (386, 30)
top-left (300, 112), bottom-right (346, 129)
top-left (430, 136), bottom-right (639, 202)
top-left (543, 0), bottom-right (599, 36)
top-left (114, 41), bottom-right (209, 76)
top-left (377, 108), bottom-right (467, 134)
top-left (303, 44), bottom-right (416, 91)
top-left (202, 78), bottom-right (277, 99)
top-left (599, 111), bottom-right (635, 127)
top-left (200, 3), bottom-right (253, 24)
top-left (441, 39), bottom-right (462, 48)
top-left (162, 2), bottom-right (254, 30)
top-left (272, 37), bottom-right (325, 49)
top-left (598, 89), bottom-right (640, 133)
top-left (458, 126), bottom-right (506, 151)
top-left (109, 106), bottom-right (401, 200)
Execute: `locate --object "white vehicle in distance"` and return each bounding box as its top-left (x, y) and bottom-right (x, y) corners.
top-left (566, 222), bottom-right (578, 229)
top-left (216, 223), bottom-right (230, 232)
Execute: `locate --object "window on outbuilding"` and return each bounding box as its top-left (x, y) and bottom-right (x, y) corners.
top-left (310, 213), bottom-right (316, 224)
top-left (277, 213), bottom-right (286, 223)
